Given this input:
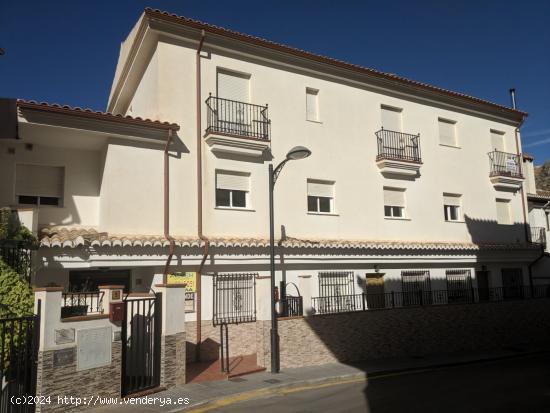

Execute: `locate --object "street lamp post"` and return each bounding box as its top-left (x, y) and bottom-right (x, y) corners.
top-left (269, 146), bottom-right (311, 373)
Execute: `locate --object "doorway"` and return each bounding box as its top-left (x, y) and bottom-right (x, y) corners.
top-left (476, 270), bottom-right (490, 301)
top-left (365, 274), bottom-right (385, 309)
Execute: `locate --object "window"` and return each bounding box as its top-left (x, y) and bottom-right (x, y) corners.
top-left (490, 129), bottom-right (505, 152)
top-left (496, 199), bottom-right (512, 225)
top-left (317, 271), bottom-right (357, 313)
top-left (217, 69), bottom-right (250, 102)
top-left (381, 105), bottom-right (402, 132)
top-left (383, 187), bottom-right (406, 218)
top-left (446, 269), bottom-right (472, 303)
top-left (16, 164), bottom-right (64, 207)
top-left (306, 88), bottom-right (320, 121)
top-left (213, 273), bottom-right (256, 326)
top-left (439, 118), bottom-right (457, 146)
top-left (307, 179), bottom-right (334, 213)
top-left (443, 194), bottom-right (462, 222)
top-left (401, 270), bottom-right (431, 306)
top-left (215, 170), bottom-right (250, 209)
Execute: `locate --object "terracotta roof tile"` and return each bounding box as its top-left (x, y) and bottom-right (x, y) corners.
top-left (17, 100), bottom-right (180, 131)
top-left (144, 8), bottom-right (527, 121)
top-left (39, 227), bottom-right (537, 252)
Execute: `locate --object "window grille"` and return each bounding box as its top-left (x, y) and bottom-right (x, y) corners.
top-left (213, 273), bottom-right (256, 326)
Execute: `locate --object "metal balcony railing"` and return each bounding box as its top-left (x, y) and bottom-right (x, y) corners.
top-left (488, 151), bottom-right (523, 179)
top-left (375, 128), bottom-right (421, 163)
top-left (61, 291), bottom-right (104, 318)
top-left (206, 95), bottom-right (270, 140)
top-left (529, 226), bottom-right (546, 245)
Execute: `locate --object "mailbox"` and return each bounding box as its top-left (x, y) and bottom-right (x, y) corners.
top-left (109, 302), bottom-right (124, 322)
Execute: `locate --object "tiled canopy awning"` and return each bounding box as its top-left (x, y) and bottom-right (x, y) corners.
top-left (39, 227), bottom-right (539, 252)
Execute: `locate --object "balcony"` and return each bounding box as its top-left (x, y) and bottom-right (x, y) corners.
top-left (529, 226), bottom-right (546, 245)
top-left (375, 128), bottom-right (422, 177)
top-left (488, 151), bottom-right (524, 190)
top-left (205, 95), bottom-right (271, 158)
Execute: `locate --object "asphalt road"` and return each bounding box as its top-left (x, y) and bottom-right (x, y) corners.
top-left (207, 353), bottom-right (550, 413)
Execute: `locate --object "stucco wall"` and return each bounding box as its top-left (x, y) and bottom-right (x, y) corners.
top-left (122, 37), bottom-right (527, 244)
top-left (0, 140), bottom-right (101, 228)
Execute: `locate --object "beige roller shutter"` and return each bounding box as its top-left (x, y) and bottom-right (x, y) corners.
top-left (16, 164), bottom-right (64, 197)
top-left (496, 199), bottom-right (511, 224)
top-left (439, 118), bottom-right (456, 146)
top-left (443, 194), bottom-right (461, 206)
top-left (216, 170), bottom-right (250, 191)
top-left (381, 106), bottom-right (402, 131)
top-left (217, 70), bottom-right (250, 102)
top-left (383, 187), bottom-right (405, 206)
top-left (307, 180), bottom-right (334, 197)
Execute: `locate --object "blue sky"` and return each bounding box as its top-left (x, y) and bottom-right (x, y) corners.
top-left (1, 1), bottom-right (549, 162)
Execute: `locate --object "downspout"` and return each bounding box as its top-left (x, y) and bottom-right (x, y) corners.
top-left (196, 29), bottom-right (208, 362)
top-left (163, 128), bottom-right (175, 284)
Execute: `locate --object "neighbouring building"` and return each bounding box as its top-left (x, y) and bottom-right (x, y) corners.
top-left (1, 8), bottom-right (548, 374)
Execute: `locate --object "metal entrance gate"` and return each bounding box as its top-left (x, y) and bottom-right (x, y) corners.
top-left (121, 294), bottom-right (161, 397)
top-left (213, 273), bottom-right (257, 373)
top-left (0, 311), bottom-right (39, 413)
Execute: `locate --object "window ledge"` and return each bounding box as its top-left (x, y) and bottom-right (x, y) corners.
top-left (445, 220), bottom-right (465, 224)
top-left (439, 144), bottom-right (461, 149)
top-left (384, 217), bottom-right (411, 221)
top-left (215, 207), bottom-right (256, 212)
top-left (307, 212), bottom-right (339, 216)
top-left (306, 119), bottom-right (323, 124)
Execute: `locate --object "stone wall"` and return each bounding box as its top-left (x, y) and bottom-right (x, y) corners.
top-left (270, 299), bottom-right (550, 369)
top-left (186, 321), bottom-right (259, 362)
top-left (161, 332), bottom-right (186, 386)
top-left (36, 342), bottom-right (121, 413)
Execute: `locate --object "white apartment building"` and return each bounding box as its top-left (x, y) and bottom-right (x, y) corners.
top-left (1, 8), bottom-right (546, 361)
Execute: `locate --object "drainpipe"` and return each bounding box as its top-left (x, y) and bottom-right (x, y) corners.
top-left (195, 29), bottom-right (208, 362)
top-left (510, 89), bottom-right (528, 244)
top-left (163, 128), bottom-right (175, 284)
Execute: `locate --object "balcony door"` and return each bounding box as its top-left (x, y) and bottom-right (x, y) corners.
top-left (217, 69), bottom-right (251, 135)
top-left (366, 274), bottom-right (385, 309)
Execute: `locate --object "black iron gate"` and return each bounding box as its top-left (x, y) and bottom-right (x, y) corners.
top-left (0, 309), bottom-right (39, 413)
top-left (213, 273), bottom-right (257, 373)
top-left (121, 294), bottom-right (161, 397)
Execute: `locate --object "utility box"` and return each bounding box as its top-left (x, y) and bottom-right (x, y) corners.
top-left (109, 302), bottom-right (124, 322)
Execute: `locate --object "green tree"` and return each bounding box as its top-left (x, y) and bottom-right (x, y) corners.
top-left (0, 259), bottom-right (34, 318)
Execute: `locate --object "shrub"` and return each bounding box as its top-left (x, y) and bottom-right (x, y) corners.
top-left (0, 258), bottom-right (33, 318)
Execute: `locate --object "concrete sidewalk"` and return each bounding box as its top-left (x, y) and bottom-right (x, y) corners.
top-left (89, 347), bottom-right (546, 413)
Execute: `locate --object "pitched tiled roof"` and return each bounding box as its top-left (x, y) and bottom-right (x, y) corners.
top-left (17, 100), bottom-right (180, 131)
top-left (528, 190), bottom-right (550, 201)
top-left (144, 8), bottom-right (527, 122)
top-left (523, 152), bottom-right (534, 161)
top-left (39, 227), bottom-right (537, 252)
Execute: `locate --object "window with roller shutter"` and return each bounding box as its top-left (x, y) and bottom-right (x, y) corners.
top-left (307, 179), bottom-right (335, 214)
top-left (16, 164), bottom-right (64, 207)
top-left (215, 170), bottom-right (250, 209)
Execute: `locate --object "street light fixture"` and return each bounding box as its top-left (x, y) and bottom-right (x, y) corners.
top-left (269, 146), bottom-right (312, 373)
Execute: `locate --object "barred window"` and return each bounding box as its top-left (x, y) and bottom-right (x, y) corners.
top-left (318, 271), bottom-right (355, 297)
top-left (213, 273), bottom-right (256, 326)
top-left (446, 269), bottom-right (472, 303)
top-left (401, 270), bottom-right (431, 306)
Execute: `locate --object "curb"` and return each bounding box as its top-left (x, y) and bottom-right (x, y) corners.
top-left (177, 350), bottom-right (549, 413)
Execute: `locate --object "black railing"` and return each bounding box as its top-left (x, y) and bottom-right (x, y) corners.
top-left (213, 273), bottom-right (257, 326)
top-left (488, 151), bottom-right (523, 179)
top-left (529, 226), bottom-right (546, 245)
top-left (279, 296), bottom-right (304, 317)
top-left (376, 128), bottom-right (421, 163)
top-left (311, 284), bottom-right (550, 315)
top-left (0, 312), bottom-right (39, 413)
top-left (206, 95), bottom-right (270, 140)
top-left (61, 291), bottom-right (104, 318)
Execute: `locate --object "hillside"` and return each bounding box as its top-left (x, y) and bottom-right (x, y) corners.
top-left (534, 160), bottom-right (550, 191)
